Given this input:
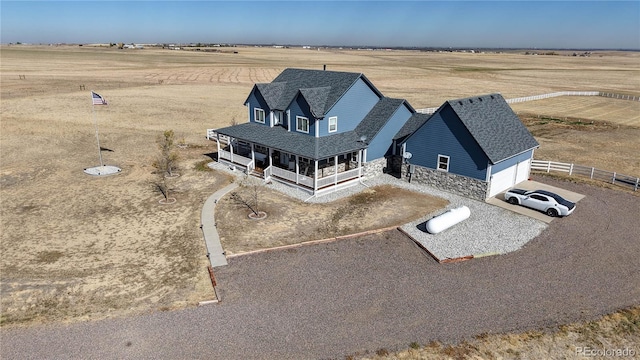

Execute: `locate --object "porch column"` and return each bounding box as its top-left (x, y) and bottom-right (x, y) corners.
top-left (295, 155), bottom-right (299, 184)
top-left (358, 149), bottom-right (363, 177)
top-left (250, 143), bottom-right (255, 173)
top-left (216, 134), bottom-right (221, 160)
top-left (313, 160), bottom-right (319, 193)
top-left (334, 155), bottom-right (338, 186)
top-left (268, 148), bottom-right (273, 168)
top-left (229, 141), bottom-right (234, 163)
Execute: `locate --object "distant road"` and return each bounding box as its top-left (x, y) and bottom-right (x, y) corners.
top-left (2, 177), bottom-right (639, 360)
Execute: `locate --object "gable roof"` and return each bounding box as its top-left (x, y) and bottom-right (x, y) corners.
top-left (445, 93), bottom-right (539, 164)
top-left (245, 68), bottom-right (383, 117)
top-left (355, 97), bottom-right (413, 143)
top-left (393, 112), bottom-right (432, 141)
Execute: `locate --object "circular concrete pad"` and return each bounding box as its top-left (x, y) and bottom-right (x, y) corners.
top-left (83, 165), bottom-right (122, 176)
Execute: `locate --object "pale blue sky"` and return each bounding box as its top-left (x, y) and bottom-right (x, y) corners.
top-left (1, 1), bottom-right (639, 49)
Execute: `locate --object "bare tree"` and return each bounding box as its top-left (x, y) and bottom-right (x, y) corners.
top-left (153, 130), bottom-right (179, 202)
top-left (153, 130), bottom-right (179, 177)
top-left (230, 177), bottom-right (262, 216)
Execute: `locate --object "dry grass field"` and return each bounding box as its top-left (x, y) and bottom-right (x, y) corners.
top-left (1, 45), bottom-right (639, 333)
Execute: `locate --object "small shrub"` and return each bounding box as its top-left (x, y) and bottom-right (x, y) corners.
top-left (409, 341), bottom-right (421, 350)
top-left (375, 348), bottom-right (389, 356)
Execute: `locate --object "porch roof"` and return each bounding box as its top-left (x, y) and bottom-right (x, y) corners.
top-left (216, 123), bottom-right (366, 160)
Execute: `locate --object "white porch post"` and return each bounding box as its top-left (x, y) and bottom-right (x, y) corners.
top-left (313, 160), bottom-right (319, 193)
top-left (216, 134), bottom-right (221, 160)
top-left (268, 148), bottom-right (273, 167)
top-left (334, 155), bottom-right (338, 186)
top-left (358, 149), bottom-right (363, 177)
top-left (229, 141), bottom-right (234, 163)
top-left (295, 155), bottom-right (299, 184)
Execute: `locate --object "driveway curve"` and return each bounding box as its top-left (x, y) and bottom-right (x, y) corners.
top-left (2, 177), bottom-right (639, 359)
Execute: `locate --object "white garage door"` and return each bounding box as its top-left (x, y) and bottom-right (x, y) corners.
top-left (488, 165), bottom-right (517, 198)
top-left (514, 159), bottom-right (531, 185)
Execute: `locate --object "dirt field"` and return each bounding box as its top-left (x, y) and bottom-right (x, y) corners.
top-left (1, 45), bottom-right (639, 328)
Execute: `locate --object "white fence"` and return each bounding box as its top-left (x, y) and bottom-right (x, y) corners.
top-left (415, 91), bottom-right (639, 114)
top-left (531, 160), bottom-right (639, 191)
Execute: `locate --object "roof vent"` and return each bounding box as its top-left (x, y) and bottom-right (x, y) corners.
top-left (469, 99), bottom-right (473, 104)
top-left (478, 97), bottom-right (483, 102)
top-left (490, 95), bottom-right (495, 99)
top-left (458, 101), bottom-right (463, 105)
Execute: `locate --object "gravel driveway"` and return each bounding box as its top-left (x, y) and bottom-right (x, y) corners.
top-left (2, 177), bottom-right (639, 359)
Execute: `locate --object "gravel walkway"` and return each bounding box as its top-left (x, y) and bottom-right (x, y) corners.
top-left (2, 178), bottom-right (639, 360)
top-left (208, 162), bottom-right (548, 260)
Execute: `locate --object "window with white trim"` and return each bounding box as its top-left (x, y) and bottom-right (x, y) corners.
top-left (254, 108), bottom-right (265, 124)
top-left (296, 116), bottom-right (309, 133)
top-left (437, 154), bottom-right (450, 172)
top-left (328, 116), bottom-right (338, 133)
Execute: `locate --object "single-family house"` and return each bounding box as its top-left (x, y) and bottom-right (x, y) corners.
top-left (213, 68), bottom-right (539, 200)
top-left (394, 93), bottom-right (539, 199)
top-left (214, 68), bottom-right (414, 195)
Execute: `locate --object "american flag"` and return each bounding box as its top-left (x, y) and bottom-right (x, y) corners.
top-left (91, 91), bottom-right (108, 105)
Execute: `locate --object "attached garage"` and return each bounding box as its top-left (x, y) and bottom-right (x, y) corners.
top-left (489, 165), bottom-right (517, 197)
top-left (488, 159), bottom-right (531, 198)
top-left (396, 93), bottom-right (539, 200)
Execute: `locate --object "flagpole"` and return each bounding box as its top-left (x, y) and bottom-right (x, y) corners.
top-left (92, 97), bottom-right (104, 167)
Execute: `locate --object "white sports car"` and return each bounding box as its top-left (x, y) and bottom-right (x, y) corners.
top-left (504, 189), bottom-right (576, 217)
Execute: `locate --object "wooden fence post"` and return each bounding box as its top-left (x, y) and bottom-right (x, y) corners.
top-left (569, 163), bottom-right (573, 176)
top-left (590, 167), bottom-right (595, 179)
top-left (612, 172), bottom-right (616, 184)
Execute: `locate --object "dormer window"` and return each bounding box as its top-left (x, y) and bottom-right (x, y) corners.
top-left (328, 116), bottom-right (338, 133)
top-left (254, 108), bottom-right (265, 124)
top-left (296, 116), bottom-right (309, 133)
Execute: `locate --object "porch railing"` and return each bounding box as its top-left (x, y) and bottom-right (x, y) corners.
top-left (317, 168), bottom-right (362, 189)
top-left (219, 149), bottom-right (253, 168)
top-left (264, 166), bottom-right (272, 182)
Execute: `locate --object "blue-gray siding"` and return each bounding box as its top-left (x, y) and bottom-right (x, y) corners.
top-left (246, 91), bottom-right (270, 125)
top-left (404, 105), bottom-right (489, 180)
top-left (490, 149), bottom-right (534, 174)
top-left (366, 104), bottom-right (413, 161)
top-left (320, 78), bottom-right (381, 136)
top-left (289, 94), bottom-right (317, 135)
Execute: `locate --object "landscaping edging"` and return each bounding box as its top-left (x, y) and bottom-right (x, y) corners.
top-left (225, 225), bottom-right (400, 259)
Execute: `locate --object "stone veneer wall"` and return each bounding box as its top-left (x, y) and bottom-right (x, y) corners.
top-left (362, 157), bottom-right (388, 179)
top-left (401, 163), bottom-right (489, 200)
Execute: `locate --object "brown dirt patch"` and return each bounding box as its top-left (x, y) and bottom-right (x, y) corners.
top-left (215, 184), bottom-right (448, 254)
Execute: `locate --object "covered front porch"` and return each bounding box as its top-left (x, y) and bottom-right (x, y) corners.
top-left (215, 134), bottom-right (364, 195)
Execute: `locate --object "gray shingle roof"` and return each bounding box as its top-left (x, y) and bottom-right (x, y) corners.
top-left (446, 93), bottom-right (539, 163)
top-left (254, 82), bottom-right (286, 109)
top-left (217, 96), bottom-right (411, 160)
top-left (246, 68), bottom-right (382, 117)
top-left (393, 112), bottom-right (432, 141)
top-left (355, 97), bottom-right (411, 142)
top-left (216, 123), bottom-right (366, 160)
top-left (299, 87), bottom-right (331, 118)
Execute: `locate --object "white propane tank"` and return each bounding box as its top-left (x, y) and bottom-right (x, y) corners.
top-left (425, 206), bottom-right (471, 234)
